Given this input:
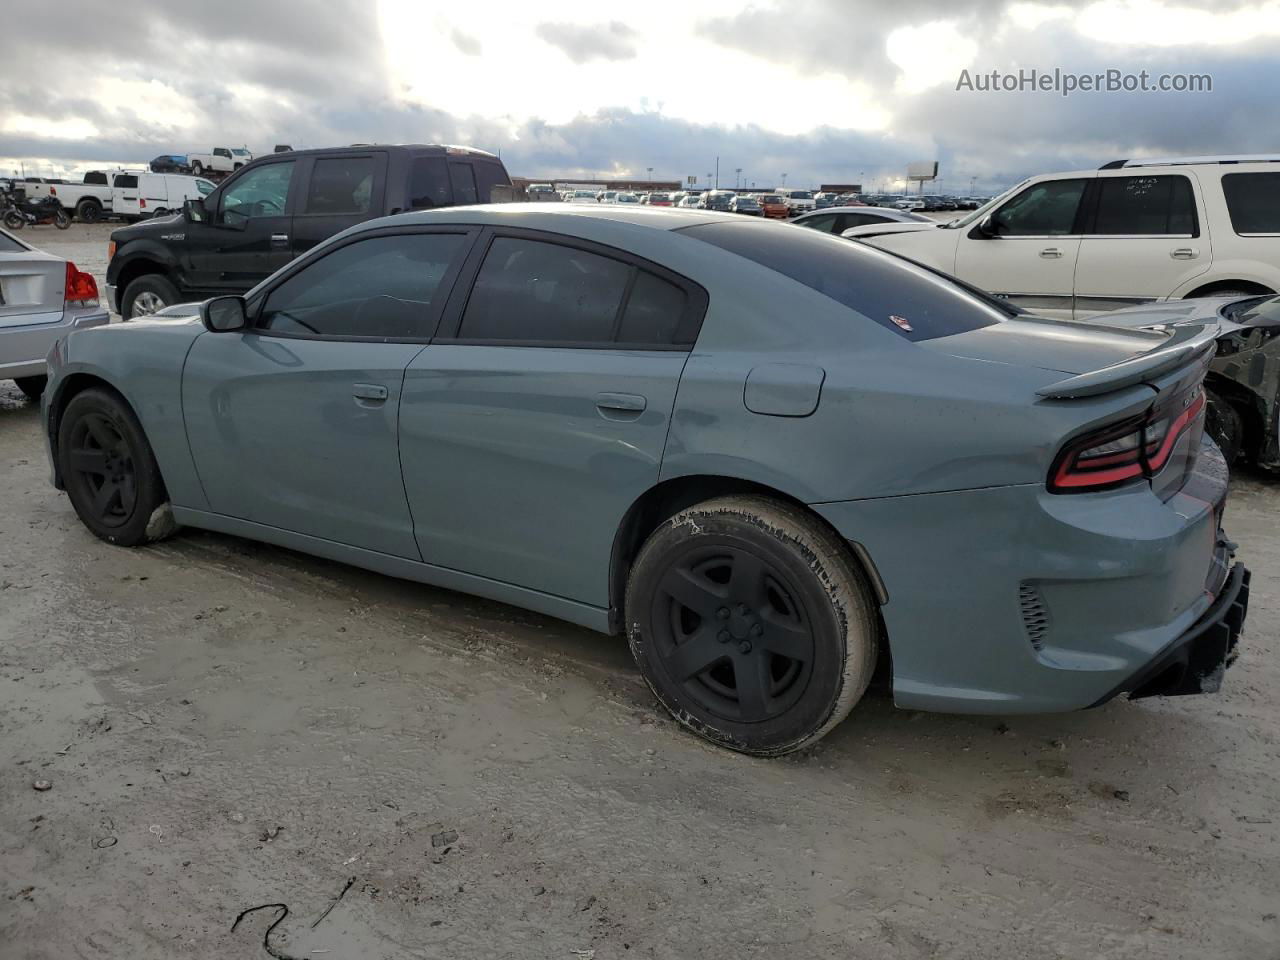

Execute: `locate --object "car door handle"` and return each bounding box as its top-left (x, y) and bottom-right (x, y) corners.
top-left (1170, 247), bottom-right (1199, 259)
top-left (271, 233), bottom-right (289, 246)
top-left (352, 383), bottom-right (388, 405)
top-left (1039, 247), bottom-right (1064, 259)
top-left (595, 392), bottom-right (647, 418)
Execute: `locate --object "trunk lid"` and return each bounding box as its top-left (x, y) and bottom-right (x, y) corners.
top-left (0, 241), bottom-right (64, 329)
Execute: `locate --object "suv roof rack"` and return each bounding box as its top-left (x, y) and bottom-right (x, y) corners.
top-left (1100, 155), bottom-right (1280, 170)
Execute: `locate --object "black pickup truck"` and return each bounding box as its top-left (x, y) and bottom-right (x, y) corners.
top-left (106, 144), bottom-right (512, 318)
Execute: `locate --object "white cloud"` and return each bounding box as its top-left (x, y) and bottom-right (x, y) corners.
top-left (1075, 0), bottom-right (1280, 46)
top-left (4, 114), bottom-right (99, 140)
top-left (885, 21), bottom-right (980, 94)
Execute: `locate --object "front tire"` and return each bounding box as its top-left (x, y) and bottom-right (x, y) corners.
top-left (3, 211), bottom-right (23, 230)
top-left (191, 161), bottom-right (204, 177)
top-left (121, 274), bottom-right (179, 319)
top-left (14, 375), bottom-right (47, 400)
top-left (57, 388), bottom-right (173, 546)
top-left (76, 199), bottom-right (102, 223)
top-left (625, 496), bottom-right (878, 756)
top-left (54, 209), bottom-right (71, 229)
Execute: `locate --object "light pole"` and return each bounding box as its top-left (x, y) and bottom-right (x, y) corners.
top-left (735, 167), bottom-right (742, 188)
top-left (781, 172), bottom-right (787, 187)
top-left (646, 166), bottom-right (653, 185)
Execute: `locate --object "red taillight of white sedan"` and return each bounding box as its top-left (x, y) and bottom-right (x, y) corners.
top-left (64, 261), bottom-right (99, 308)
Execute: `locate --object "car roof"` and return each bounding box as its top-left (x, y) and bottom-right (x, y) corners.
top-left (251, 143), bottom-right (501, 161)
top-left (375, 202), bottom-right (741, 232)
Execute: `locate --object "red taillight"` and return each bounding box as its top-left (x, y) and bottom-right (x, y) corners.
top-left (139, 197), bottom-right (146, 208)
top-left (1049, 386), bottom-right (1206, 493)
top-left (50, 186), bottom-right (57, 196)
top-left (64, 261), bottom-right (99, 307)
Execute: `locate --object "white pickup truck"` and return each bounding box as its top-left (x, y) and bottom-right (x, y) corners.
top-left (186, 147), bottom-right (254, 177)
top-left (20, 171), bottom-right (215, 223)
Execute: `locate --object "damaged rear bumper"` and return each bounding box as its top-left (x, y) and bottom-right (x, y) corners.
top-left (1093, 563), bottom-right (1250, 705)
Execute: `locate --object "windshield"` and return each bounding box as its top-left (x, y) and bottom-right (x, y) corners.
top-left (788, 191), bottom-right (814, 200)
top-left (573, 191), bottom-right (595, 198)
top-left (196, 179), bottom-right (216, 196)
top-left (736, 197), bottom-right (759, 206)
top-left (945, 179), bottom-right (1029, 228)
top-left (231, 149), bottom-right (251, 156)
top-left (760, 196), bottom-right (782, 204)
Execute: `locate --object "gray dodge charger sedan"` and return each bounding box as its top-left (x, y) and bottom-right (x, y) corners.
top-left (41, 205), bottom-right (1250, 755)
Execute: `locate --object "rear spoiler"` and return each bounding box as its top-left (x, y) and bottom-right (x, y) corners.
top-left (1036, 321), bottom-right (1220, 399)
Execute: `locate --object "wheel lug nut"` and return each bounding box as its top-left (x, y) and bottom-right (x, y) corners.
top-left (717, 630), bottom-right (730, 643)
top-left (736, 604), bottom-right (748, 615)
top-left (717, 607), bottom-right (729, 620)
top-left (738, 640), bottom-right (752, 654)
top-left (751, 624), bottom-right (763, 637)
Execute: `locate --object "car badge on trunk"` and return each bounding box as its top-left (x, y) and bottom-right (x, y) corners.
top-left (890, 315), bottom-right (913, 331)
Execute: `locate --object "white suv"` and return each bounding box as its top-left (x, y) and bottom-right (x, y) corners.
top-left (860, 155), bottom-right (1280, 322)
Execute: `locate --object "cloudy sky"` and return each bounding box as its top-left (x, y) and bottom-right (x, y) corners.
top-left (2, 0), bottom-right (1278, 192)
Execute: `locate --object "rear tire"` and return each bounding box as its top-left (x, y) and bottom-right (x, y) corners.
top-left (121, 274), bottom-right (180, 319)
top-left (14, 375), bottom-right (47, 400)
top-left (625, 495), bottom-right (878, 756)
top-left (54, 209), bottom-right (71, 229)
top-left (191, 161), bottom-right (204, 177)
top-left (76, 199), bottom-right (103, 223)
top-left (57, 388), bottom-right (174, 547)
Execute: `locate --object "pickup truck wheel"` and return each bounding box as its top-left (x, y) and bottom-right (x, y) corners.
top-left (13, 375), bottom-right (47, 400)
top-left (76, 199), bottom-right (102, 223)
top-left (191, 161), bottom-right (204, 177)
top-left (625, 495), bottom-right (879, 756)
top-left (122, 274), bottom-right (180, 319)
top-left (57, 388), bottom-right (174, 547)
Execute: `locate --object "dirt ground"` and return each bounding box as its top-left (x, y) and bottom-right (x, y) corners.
top-left (2, 227), bottom-right (1279, 960)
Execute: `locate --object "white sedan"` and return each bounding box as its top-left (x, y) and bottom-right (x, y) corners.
top-left (0, 227), bottom-right (108, 400)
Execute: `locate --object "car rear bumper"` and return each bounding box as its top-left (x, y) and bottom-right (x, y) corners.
top-left (812, 437), bottom-right (1246, 714)
top-left (1, 305), bottom-right (109, 379)
top-left (1090, 563), bottom-right (1250, 705)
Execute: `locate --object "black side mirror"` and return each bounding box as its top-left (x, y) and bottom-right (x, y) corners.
top-left (201, 296), bottom-right (247, 332)
top-left (976, 214), bottom-right (999, 238)
top-left (184, 198), bottom-right (208, 224)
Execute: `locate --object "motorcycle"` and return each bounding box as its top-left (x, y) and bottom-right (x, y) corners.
top-left (2, 193), bottom-right (71, 230)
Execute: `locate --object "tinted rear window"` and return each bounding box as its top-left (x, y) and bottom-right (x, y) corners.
top-left (1222, 173), bottom-right (1280, 234)
top-left (471, 160), bottom-right (510, 203)
top-left (0, 231), bottom-right (25, 253)
top-left (409, 157), bottom-right (451, 209)
top-left (680, 220), bottom-right (1005, 342)
top-left (1094, 175), bottom-right (1196, 235)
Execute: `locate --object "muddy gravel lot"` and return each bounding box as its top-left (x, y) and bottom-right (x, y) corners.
top-left (2, 226), bottom-right (1279, 960)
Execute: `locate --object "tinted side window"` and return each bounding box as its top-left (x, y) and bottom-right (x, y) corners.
top-left (84, 171), bottom-right (107, 185)
top-left (113, 174), bottom-right (138, 188)
top-left (409, 157), bottom-right (451, 209)
top-left (472, 160), bottom-right (510, 203)
top-left (617, 271), bottom-right (687, 344)
top-left (259, 233), bottom-right (466, 339)
top-left (993, 179), bottom-right (1087, 236)
top-left (305, 157), bottom-right (376, 215)
top-left (1222, 173), bottom-right (1280, 234)
top-left (220, 161), bottom-right (295, 225)
top-left (459, 238), bottom-right (630, 342)
top-left (799, 214), bottom-right (837, 233)
top-left (682, 220), bottom-right (1005, 342)
top-left (1094, 175), bottom-right (1196, 235)
top-left (449, 162), bottom-right (478, 205)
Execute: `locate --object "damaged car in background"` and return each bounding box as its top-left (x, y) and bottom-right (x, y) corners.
top-left (1094, 294), bottom-right (1280, 469)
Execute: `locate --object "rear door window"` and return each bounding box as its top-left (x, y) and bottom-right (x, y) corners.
top-left (459, 238), bottom-right (629, 342)
top-left (1093, 175), bottom-right (1197, 235)
top-left (798, 214), bottom-right (838, 233)
top-left (113, 174), bottom-right (138, 188)
top-left (304, 157), bottom-right (376, 215)
top-left (681, 219), bottom-right (1006, 342)
top-left (1222, 172), bottom-right (1280, 235)
top-left (409, 157), bottom-right (452, 209)
top-left (448, 162), bottom-right (478, 205)
top-left (258, 233), bottom-right (467, 339)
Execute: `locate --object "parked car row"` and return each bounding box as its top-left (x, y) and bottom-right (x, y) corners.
top-left (14, 170), bottom-right (217, 223)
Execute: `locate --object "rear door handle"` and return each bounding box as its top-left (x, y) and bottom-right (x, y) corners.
top-left (595, 392), bottom-right (647, 417)
top-left (352, 383), bottom-right (388, 405)
top-left (1039, 247), bottom-right (1064, 259)
top-left (1170, 247), bottom-right (1199, 259)
top-left (271, 233), bottom-right (289, 247)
